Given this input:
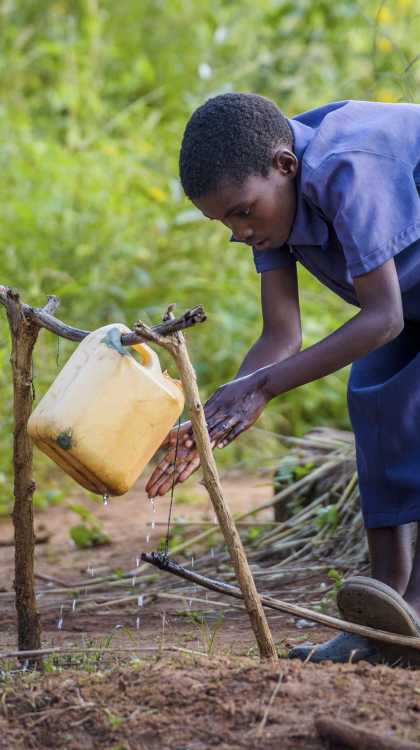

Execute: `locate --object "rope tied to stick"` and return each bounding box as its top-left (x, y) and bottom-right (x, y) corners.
top-left (163, 416), bottom-right (182, 557)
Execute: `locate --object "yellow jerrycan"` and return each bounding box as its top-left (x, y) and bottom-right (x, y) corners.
top-left (27, 324), bottom-right (184, 497)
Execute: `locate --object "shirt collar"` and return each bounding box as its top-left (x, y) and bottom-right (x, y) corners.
top-left (286, 118), bottom-right (329, 248)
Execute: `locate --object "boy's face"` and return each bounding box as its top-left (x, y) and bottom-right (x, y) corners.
top-left (193, 148), bottom-right (298, 250)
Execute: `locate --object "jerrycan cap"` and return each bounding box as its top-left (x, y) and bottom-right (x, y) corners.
top-left (100, 325), bottom-right (162, 373)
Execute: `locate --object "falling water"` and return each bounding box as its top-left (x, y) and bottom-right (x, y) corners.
top-left (136, 616), bottom-right (140, 630)
top-left (103, 493), bottom-right (109, 506)
top-left (138, 595), bottom-right (144, 607)
top-left (135, 556), bottom-right (140, 567)
top-left (132, 576), bottom-right (136, 587)
top-left (146, 534), bottom-right (150, 544)
top-left (72, 599), bottom-right (77, 612)
top-left (57, 605), bottom-right (64, 631)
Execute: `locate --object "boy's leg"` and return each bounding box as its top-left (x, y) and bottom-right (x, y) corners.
top-left (367, 525), bottom-right (412, 593)
top-left (290, 327), bottom-right (420, 664)
top-left (404, 523), bottom-right (420, 617)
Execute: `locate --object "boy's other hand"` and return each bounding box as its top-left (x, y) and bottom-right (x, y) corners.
top-left (145, 372), bottom-right (269, 498)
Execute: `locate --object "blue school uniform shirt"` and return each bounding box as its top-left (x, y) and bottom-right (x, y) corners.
top-left (232, 100), bottom-right (420, 320)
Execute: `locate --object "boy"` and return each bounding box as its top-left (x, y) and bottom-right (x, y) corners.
top-left (146, 94), bottom-right (420, 663)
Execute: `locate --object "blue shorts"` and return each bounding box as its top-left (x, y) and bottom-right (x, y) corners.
top-left (348, 321), bottom-right (420, 528)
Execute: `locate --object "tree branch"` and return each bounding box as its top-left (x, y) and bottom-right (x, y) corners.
top-left (315, 717), bottom-right (420, 750)
top-left (0, 286), bottom-right (206, 344)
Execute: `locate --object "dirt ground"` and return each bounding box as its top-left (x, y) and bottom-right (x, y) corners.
top-left (1, 471), bottom-right (419, 749)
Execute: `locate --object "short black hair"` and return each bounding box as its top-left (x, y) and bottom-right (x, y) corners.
top-left (179, 93), bottom-right (292, 199)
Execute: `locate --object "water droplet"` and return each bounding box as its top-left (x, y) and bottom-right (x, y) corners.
top-left (57, 605), bottom-right (64, 631)
top-left (136, 616), bottom-right (140, 630)
top-left (191, 556), bottom-right (194, 568)
top-left (151, 520), bottom-right (155, 530)
top-left (103, 493), bottom-right (109, 506)
top-left (132, 576), bottom-right (136, 587)
top-left (72, 599), bottom-right (77, 612)
top-left (188, 599), bottom-right (192, 608)
top-left (138, 595), bottom-right (144, 607)
top-left (210, 548), bottom-right (215, 558)
top-left (22, 660), bottom-right (29, 672)
top-left (87, 564), bottom-right (94, 577)
top-left (149, 497), bottom-right (156, 514)
top-left (135, 556), bottom-right (140, 567)
top-left (146, 535), bottom-right (150, 544)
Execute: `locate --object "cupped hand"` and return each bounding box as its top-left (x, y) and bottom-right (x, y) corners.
top-left (201, 373), bottom-right (270, 448)
top-left (145, 372), bottom-right (270, 498)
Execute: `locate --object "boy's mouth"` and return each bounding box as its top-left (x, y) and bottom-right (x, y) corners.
top-left (254, 237), bottom-right (270, 249)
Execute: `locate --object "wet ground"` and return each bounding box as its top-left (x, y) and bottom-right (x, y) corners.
top-left (0, 471), bottom-right (419, 749)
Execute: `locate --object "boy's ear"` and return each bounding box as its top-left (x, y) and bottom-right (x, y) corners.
top-left (272, 148), bottom-right (298, 178)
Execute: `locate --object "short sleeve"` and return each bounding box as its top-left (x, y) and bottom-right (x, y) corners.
top-left (252, 246), bottom-right (296, 273)
top-left (305, 152), bottom-right (420, 277)
top-left (230, 235), bottom-right (296, 273)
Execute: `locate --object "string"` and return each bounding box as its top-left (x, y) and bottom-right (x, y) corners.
top-left (56, 336), bottom-right (60, 369)
top-left (164, 417), bottom-right (182, 557)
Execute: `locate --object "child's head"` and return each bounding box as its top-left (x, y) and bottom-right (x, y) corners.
top-left (179, 93), bottom-right (298, 249)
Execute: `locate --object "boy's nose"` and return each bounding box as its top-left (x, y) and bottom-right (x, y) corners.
top-left (236, 226), bottom-right (254, 244)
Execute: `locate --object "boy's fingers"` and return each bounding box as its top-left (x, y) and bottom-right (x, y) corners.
top-left (147, 447), bottom-right (200, 497)
top-left (146, 454), bottom-right (175, 487)
top-left (217, 423), bottom-right (244, 448)
top-left (165, 421), bottom-right (192, 446)
top-left (208, 416), bottom-right (240, 444)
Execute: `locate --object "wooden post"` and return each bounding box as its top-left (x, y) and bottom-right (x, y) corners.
top-left (135, 314), bottom-right (277, 661)
top-left (0, 285), bottom-right (206, 662)
top-left (173, 335), bottom-right (277, 660)
top-left (5, 289), bottom-right (42, 663)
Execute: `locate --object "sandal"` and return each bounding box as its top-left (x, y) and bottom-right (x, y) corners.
top-left (337, 576), bottom-right (420, 667)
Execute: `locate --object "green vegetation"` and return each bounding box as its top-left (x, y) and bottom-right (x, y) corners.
top-left (0, 0), bottom-right (418, 512)
top-left (68, 501), bottom-right (110, 548)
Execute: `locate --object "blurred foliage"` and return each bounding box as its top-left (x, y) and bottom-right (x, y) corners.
top-left (68, 502), bottom-right (110, 548)
top-left (0, 0), bottom-right (418, 512)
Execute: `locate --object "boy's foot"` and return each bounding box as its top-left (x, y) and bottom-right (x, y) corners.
top-left (337, 576), bottom-right (420, 636)
top-left (288, 632), bottom-right (383, 664)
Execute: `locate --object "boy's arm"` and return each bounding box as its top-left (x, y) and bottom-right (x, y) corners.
top-left (204, 257), bottom-right (404, 449)
top-left (254, 257), bottom-right (403, 399)
top-left (236, 264), bottom-right (302, 376)
top-left (145, 264), bottom-right (301, 497)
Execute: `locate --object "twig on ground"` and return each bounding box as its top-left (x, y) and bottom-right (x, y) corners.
top-left (315, 717), bottom-right (420, 750)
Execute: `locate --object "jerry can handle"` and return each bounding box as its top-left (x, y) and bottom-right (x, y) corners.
top-left (130, 342), bottom-right (162, 372)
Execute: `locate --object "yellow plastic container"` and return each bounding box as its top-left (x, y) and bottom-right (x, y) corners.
top-left (27, 324), bottom-right (184, 496)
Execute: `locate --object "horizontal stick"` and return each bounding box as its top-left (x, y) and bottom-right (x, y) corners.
top-left (0, 644), bottom-right (206, 660)
top-left (315, 717), bottom-right (420, 750)
top-left (0, 287), bottom-right (206, 344)
top-left (142, 552), bottom-right (420, 651)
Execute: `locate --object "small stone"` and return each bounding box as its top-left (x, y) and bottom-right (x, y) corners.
top-left (295, 618), bottom-right (316, 629)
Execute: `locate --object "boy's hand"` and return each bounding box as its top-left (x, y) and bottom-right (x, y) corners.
top-left (145, 372), bottom-right (270, 497)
